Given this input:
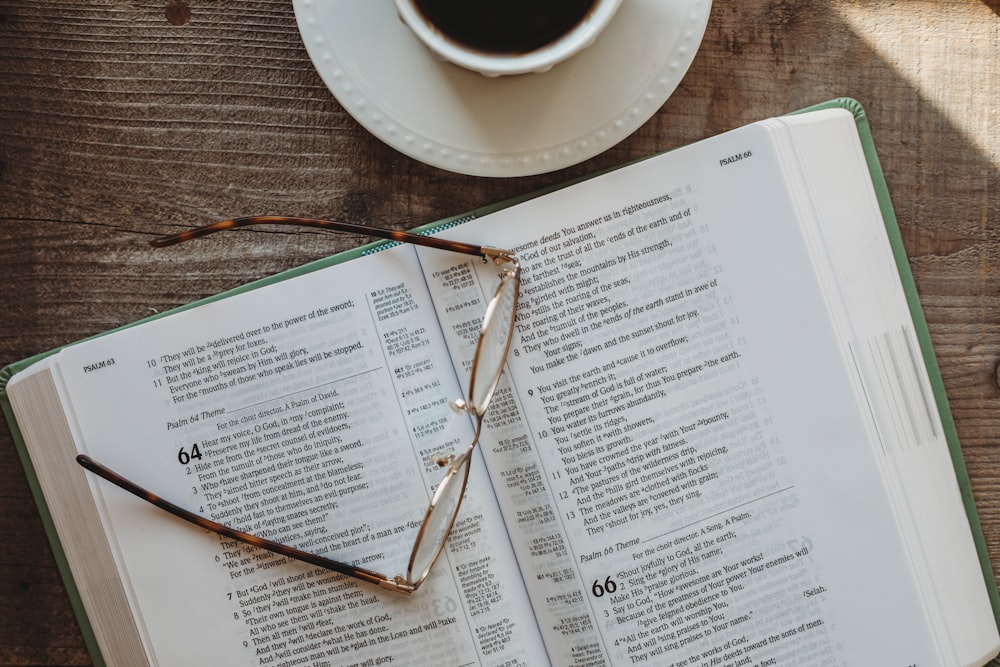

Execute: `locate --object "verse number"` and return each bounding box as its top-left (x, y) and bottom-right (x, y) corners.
top-left (432, 596), bottom-right (458, 615)
top-left (591, 576), bottom-right (618, 598)
top-left (178, 443), bottom-right (203, 465)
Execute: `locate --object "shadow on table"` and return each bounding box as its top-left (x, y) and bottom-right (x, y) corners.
top-left (650, 1), bottom-right (1000, 265)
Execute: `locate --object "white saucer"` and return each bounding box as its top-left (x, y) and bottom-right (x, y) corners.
top-left (293, 0), bottom-right (712, 177)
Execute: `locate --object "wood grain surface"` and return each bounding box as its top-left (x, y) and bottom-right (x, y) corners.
top-left (1, 1), bottom-right (998, 664)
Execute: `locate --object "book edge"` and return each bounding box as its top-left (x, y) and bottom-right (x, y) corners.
top-left (0, 380), bottom-right (109, 667)
top-left (809, 97), bottom-right (1000, 657)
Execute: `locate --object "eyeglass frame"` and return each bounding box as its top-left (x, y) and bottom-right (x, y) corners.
top-left (77, 216), bottom-right (521, 595)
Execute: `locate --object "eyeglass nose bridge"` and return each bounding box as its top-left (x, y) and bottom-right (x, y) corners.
top-left (482, 246), bottom-right (517, 265)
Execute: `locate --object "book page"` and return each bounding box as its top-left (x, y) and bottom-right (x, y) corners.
top-left (421, 120), bottom-right (950, 666)
top-left (768, 110), bottom-right (1000, 666)
top-left (50, 245), bottom-right (547, 666)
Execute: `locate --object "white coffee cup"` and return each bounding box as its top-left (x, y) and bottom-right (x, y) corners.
top-left (393, 0), bottom-right (624, 77)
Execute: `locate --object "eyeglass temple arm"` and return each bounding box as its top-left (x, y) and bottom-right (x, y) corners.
top-left (150, 215), bottom-right (507, 260)
top-left (76, 455), bottom-right (415, 594)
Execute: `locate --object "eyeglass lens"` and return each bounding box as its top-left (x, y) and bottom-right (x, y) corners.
top-left (407, 264), bottom-right (518, 586)
top-left (469, 269), bottom-right (518, 413)
top-left (408, 456), bottom-right (471, 583)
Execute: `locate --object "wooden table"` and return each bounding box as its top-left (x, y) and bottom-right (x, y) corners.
top-left (1, 1), bottom-right (998, 664)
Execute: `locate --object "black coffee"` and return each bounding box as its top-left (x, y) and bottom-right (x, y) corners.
top-left (414, 0), bottom-right (599, 55)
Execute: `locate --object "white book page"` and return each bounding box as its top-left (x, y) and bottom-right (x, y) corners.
top-left (422, 119), bottom-right (951, 666)
top-left (768, 109), bottom-right (1000, 666)
top-left (46, 245), bottom-right (546, 666)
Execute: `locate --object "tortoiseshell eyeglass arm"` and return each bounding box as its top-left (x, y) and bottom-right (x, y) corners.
top-left (150, 215), bottom-right (494, 259)
top-left (76, 455), bottom-right (415, 594)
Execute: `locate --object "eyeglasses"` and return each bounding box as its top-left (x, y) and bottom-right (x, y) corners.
top-left (77, 216), bottom-right (520, 595)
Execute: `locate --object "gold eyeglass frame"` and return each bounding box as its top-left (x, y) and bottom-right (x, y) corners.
top-left (77, 216), bottom-right (520, 595)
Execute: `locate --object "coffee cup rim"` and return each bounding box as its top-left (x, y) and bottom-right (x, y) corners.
top-left (394, 0), bottom-right (624, 77)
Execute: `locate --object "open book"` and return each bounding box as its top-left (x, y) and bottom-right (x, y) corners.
top-left (3, 99), bottom-right (999, 667)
